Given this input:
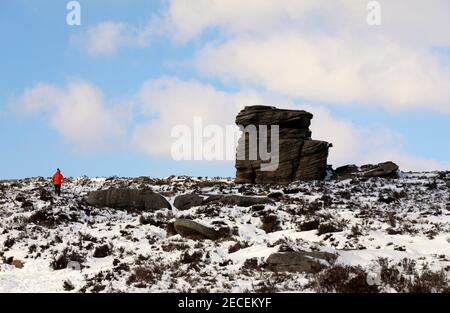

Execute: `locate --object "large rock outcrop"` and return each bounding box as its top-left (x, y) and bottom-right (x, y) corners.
top-left (235, 106), bottom-right (330, 184)
top-left (86, 188), bottom-right (171, 211)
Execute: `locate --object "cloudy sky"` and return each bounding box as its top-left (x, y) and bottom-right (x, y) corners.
top-left (1, 0), bottom-right (450, 178)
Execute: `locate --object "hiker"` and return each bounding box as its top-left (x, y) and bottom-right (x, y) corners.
top-left (51, 168), bottom-right (64, 196)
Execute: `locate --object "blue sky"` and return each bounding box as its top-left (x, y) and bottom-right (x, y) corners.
top-left (1, 0), bottom-right (450, 178)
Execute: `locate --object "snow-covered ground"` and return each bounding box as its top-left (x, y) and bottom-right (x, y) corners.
top-left (0, 173), bottom-right (449, 292)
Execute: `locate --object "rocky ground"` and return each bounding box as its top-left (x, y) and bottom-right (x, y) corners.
top-left (0, 172), bottom-right (449, 293)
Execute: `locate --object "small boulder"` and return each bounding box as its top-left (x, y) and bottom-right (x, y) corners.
top-left (21, 200), bottom-right (33, 209)
top-left (267, 192), bottom-right (283, 200)
top-left (333, 164), bottom-right (359, 180)
top-left (174, 194), bottom-right (204, 210)
top-left (174, 218), bottom-right (220, 240)
top-left (333, 162), bottom-right (399, 180)
top-left (361, 161), bottom-right (399, 178)
top-left (15, 194), bottom-right (26, 202)
top-left (12, 259), bottom-right (25, 269)
top-left (267, 250), bottom-right (336, 273)
top-left (86, 188), bottom-right (171, 211)
top-left (133, 176), bottom-right (152, 184)
top-left (93, 244), bottom-right (111, 258)
top-left (251, 204), bottom-right (265, 212)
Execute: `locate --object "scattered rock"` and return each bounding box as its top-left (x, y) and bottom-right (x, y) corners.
top-left (317, 222), bottom-right (343, 235)
top-left (174, 218), bottom-right (221, 240)
top-left (3, 257), bottom-right (24, 269)
top-left (387, 227), bottom-right (403, 235)
top-left (211, 220), bottom-right (232, 238)
top-left (15, 194), bottom-right (26, 202)
top-left (333, 164), bottom-right (359, 180)
top-left (235, 105), bottom-right (330, 184)
top-left (267, 191), bottom-right (283, 200)
top-left (378, 195), bottom-right (396, 204)
top-left (282, 187), bottom-right (300, 194)
top-left (299, 219), bottom-right (320, 231)
top-left (228, 241), bottom-right (248, 254)
top-left (27, 209), bottom-right (70, 228)
top-left (180, 250), bottom-right (203, 264)
top-left (63, 280), bottom-right (75, 291)
top-left (251, 204), bottom-right (265, 212)
top-left (133, 176), bottom-right (152, 185)
top-left (362, 162), bottom-right (399, 178)
top-left (21, 200), bottom-right (33, 209)
top-left (12, 259), bottom-right (25, 269)
top-left (3, 237), bottom-right (15, 249)
top-left (267, 250), bottom-right (336, 273)
top-left (260, 214), bottom-right (280, 233)
top-left (93, 244), bottom-right (111, 258)
top-left (206, 195), bottom-right (274, 207)
top-left (86, 188), bottom-right (171, 211)
top-left (333, 162), bottom-right (399, 179)
top-left (173, 194), bottom-right (204, 210)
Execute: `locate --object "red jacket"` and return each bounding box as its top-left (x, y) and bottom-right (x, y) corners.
top-left (52, 171), bottom-right (64, 185)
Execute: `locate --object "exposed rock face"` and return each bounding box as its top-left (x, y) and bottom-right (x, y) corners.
top-left (333, 161), bottom-right (399, 180)
top-left (173, 194), bottom-right (274, 209)
top-left (266, 251), bottom-right (336, 273)
top-left (362, 162), bottom-right (399, 178)
top-left (205, 195), bottom-right (274, 207)
top-left (173, 194), bottom-right (204, 210)
top-left (174, 218), bottom-right (220, 240)
top-left (332, 164), bottom-right (359, 179)
top-left (235, 106), bottom-right (330, 184)
top-left (86, 188), bottom-right (171, 211)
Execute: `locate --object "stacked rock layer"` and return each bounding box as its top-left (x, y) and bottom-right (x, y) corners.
top-left (235, 105), bottom-right (330, 184)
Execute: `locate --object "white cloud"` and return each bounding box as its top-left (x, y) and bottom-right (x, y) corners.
top-left (71, 21), bottom-right (129, 56)
top-left (71, 16), bottom-right (162, 56)
top-left (130, 77), bottom-right (448, 171)
top-left (132, 76), bottom-right (266, 156)
top-left (11, 80), bottom-right (125, 150)
top-left (71, 2), bottom-right (450, 110)
top-left (12, 77), bottom-right (447, 171)
top-left (361, 149), bottom-right (450, 172)
top-left (305, 106), bottom-right (366, 165)
top-left (155, 0), bottom-right (450, 111)
top-left (162, 0), bottom-right (450, 47)
top-left (61, 0), bottom-right (450, 168)
top-left (194, 31), bottom-right (450, 112)
top-left (160, 0), bottom-right (319, 42)
top-left (15, 82), bottom-right (62, 112)
top-left (309, 108), bottom-right (450, 171)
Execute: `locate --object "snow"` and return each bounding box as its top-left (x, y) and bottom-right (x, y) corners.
top-left (0, 172), bottom-right (449, 292)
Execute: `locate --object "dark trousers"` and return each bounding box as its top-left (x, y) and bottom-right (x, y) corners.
top-left (54, 184), bottom-right (61, 196)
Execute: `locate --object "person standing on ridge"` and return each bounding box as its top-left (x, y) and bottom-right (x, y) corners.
top-left (52, 168), bottom-right (64, 196)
